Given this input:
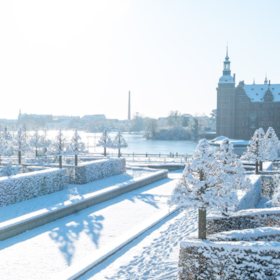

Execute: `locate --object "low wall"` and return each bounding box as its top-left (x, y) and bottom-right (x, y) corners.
top-left (236, 175), bottom-right (261, 211)
top-left (207, 208), bottom-right (280, 235)
top-left (179, 239), bottom-right (280, 280)
top-left (67, 158), bottom-right (126, 184)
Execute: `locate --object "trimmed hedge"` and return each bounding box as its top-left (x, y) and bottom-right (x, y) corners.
top-left (67, 158), bottom-right (126, 184)
top-left (0, 168), bottom-right (68, 207)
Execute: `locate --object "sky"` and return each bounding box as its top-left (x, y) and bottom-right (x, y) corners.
top-left (0, 0), bottom-right (280, 120)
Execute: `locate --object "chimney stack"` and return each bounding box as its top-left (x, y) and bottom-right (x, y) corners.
top-left (269, 80), bottom-right (271, 86)
top-left (128, 91), bottom-right (131, 120)
top-left (233, 73), bottom-right (235, 82)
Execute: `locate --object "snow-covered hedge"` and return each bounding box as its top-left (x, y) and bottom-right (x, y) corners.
top-left (0, 168), bottom-right (68, 207)
top-left (179, 239), bottom-right (280, 280)
top-left (273, 161), bottom-right (280, 170)
top-left (262, 175), bottom-right (276, 198)
top-left (210, 227), bottom-right (280, 242)
top-left (207, 208), bottom-right (280, 235)
top-left (236, 175), bottom-right (261, 211)
top-left (67, 158), bottom-right (126, 184)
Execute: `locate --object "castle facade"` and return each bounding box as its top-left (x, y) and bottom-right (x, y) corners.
top-left (216, 49), bottom-right (280, 140)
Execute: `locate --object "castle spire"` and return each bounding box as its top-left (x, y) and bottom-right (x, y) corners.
top-left (225, 43), bottom-right (229, 61)
top-left (223, 44), bottom-right (231, 76)
top-left (253, 78), bottom-right (255, 85)
top-left (264, 73), bottom-right (268, 85)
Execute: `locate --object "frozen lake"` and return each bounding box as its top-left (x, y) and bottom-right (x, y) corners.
top-left (42, 130), bottom-right (246, 156)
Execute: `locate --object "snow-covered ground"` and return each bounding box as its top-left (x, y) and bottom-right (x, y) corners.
top-left (0, 172), bottom-right (176, 280)
top-left (80, 210), bottom-right (197, 280)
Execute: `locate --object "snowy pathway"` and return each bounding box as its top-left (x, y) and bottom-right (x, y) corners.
top-left (0, 174), bottom-right (176, 280)
top-left (80, 209), bottom-right (198, 280)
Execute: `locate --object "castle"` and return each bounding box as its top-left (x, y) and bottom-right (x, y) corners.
top-left (216, 48), bottom-right (280, 140)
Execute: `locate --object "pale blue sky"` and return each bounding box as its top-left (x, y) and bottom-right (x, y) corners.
top-left (0, 0), bottom-right (279, 120)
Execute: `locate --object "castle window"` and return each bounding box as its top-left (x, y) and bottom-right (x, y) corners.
top-left (261, 88), bottom-right (263, 90)
top-left (272, 88), bottom-right (274, 90)
top-left (256, 93), bottom-right (258, 95)
top-left (251, 88), bottom-right (254, 90)
top-left (278, 93), bottom-right (280, 95)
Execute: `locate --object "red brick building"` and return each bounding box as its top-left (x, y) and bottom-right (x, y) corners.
top-left (216, 49), bottom-right (280, 140)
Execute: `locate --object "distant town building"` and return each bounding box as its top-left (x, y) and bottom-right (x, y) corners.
top-left (216, 48), bottom-right (280, 140)
top-left (81, 115), bottom-right (106, 122)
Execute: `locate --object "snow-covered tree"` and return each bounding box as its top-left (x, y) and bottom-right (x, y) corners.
top-left (241, 128), bottom-right (266, 174)
top-left (96, 129), bottom-right (113, 156)
top-left (113, 130), bottom-right (128, 158)
top-left (0, 132), bottom-right (9, 166)
top-left (1, 126), bottom-right (13, 157)
top-left (215, 138), bottom-right (252, 212)
top-left (69, 130), bottom-right (86, 165)
top-left (3, 126), bottom-right (12, 141)
top-left (29, 129), bottom-right (43, 157)
top-left (40, 129), bottom-right (51, 157)
top-left (1, 161), bottom-right (18, 177)
top-left (13, 127), bottom-right (30, 164)
top-left (168, 139), bottom-right (236, 239)
top-left (49, 130), bottom-right (67, 168)
top-left (263, 127), bottom-right (279, 161)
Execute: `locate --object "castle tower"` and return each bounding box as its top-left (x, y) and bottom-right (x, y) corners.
top-left (128, 91), bottom-right (131, 120)
top-left (216, 46), bottom-right (236, 138)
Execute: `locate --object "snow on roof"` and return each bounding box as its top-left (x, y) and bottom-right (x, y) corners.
top-left (243, 84), bottom-right (280, 102)
top-left (209, 136), bottom-right (249, 146)
top-left (219, 75), bottom-right (235, 84)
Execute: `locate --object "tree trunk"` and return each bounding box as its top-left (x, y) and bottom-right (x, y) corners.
top-left (118, 149), bottom-right (120, 158)
top-left (59, 155), bottom-right (62, 169)
top-left (104, 147), bottom-right (106, 157)
top-left (18, 151), bottom-right (21, 164)
top-left (36, 148), bottom-right (38, 158)
top-left (75, 155), bottom-right (78, 166)
top-left (198, 208), bottom-right (207, 239)
top-left (255, 160), bottom-right (259, 174)
top-left (260, 161), bottom-right (263, 171)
